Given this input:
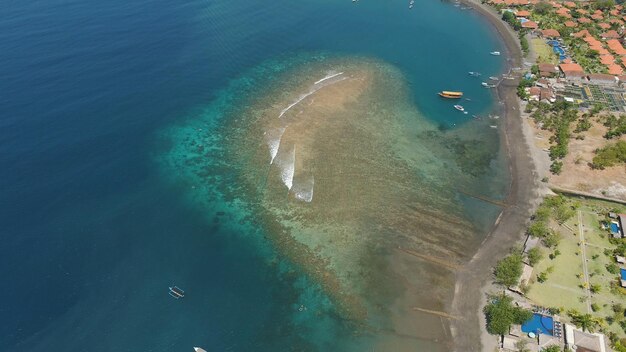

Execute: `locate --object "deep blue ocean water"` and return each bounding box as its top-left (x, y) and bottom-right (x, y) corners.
top-left (1, 0), bottom-right (505, 350)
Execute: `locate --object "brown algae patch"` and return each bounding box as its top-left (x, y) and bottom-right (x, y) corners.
top-left (160, 55), bottom-right (505, 346)
top-left (221, 58), bottom-right (480, 323)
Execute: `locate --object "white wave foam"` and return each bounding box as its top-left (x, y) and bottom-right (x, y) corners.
top-left (314, 72), bottom-right (343, 85)
top-left (265, 127), bottom-right (286, 164)
top-left (294, 175), bottom-right (314, 202)
top-left (278, 72), bottom-right (346, 119)
top-left (279, 145), bottom-right (296, 190)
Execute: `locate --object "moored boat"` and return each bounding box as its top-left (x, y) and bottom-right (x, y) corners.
top-left (490, 51), bottom-right (501, 56)
top-left (453, 105), bottom-right (464, 112)
top-left (438, 91), bottom-right (463, 99)
top-left (489, 76), bottom-right (499, 81)
top-left (468, 71), bottom-right (481, 77)
top-left (194, 348), bottom-right (207, 352)
top-left (169, 286), bottom-right (185, 299)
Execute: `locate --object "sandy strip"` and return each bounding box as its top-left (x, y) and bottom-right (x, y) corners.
top-left (448, 1), bottom-right (550, 351)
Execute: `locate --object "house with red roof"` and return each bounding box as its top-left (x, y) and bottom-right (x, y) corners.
top-left (598, 23), bottom-right (611, 30)
top-left (588, 73), bottom-right (618, 85)
top-left (516, 10), bottom-right (531, 17)
top-left (591, 13), bottom-right (604, 21)
top-left (573, 29), bottom-right (591, 38)
top-left (578, 17), bottom-right (592, 24)
top-left (522, 20), bottom-right (538, 29)
top-left (541, 29), bottom-right (560, 38)
top-left (600, 54), bottom-right (616, 65)
top-left (608, 64), bottom-right (624, 75)
top-left (564, 20), bottom-right (577, 28)
top-left (602, 30), bottom-right (621, 40)
top-left (559, 62), bottom-right (584, 73)
top-left (608, 39), bottom-right (626, 56)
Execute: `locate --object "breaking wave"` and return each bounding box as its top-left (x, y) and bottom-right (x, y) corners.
top-left (293, 174), bottom-right (314, 203)
top-left (278, 72), bottom-right (346, 118)
top-left (265, 127), bottom-right (286, 164)
top-left (277, 145), bottom-right (296, 190)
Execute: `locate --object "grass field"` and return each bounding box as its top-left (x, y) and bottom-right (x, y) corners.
top-left (525, 195), bottom-right (626, 337)
top-left (531, 38), bottom-right (558, 64)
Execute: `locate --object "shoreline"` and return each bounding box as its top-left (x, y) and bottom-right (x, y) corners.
top-left (448, 1), bottom-right (548, 351)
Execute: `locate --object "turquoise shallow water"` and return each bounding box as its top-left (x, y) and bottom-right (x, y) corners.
top-left (1, 0), bottom-right (508, 350)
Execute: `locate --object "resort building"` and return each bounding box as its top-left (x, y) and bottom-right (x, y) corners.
top-left (564, 324), bottom-right (608, 352)
top-left (522, 20), bottom-right (539, 29)
top-left (541, 29), bottom-right (561, 38)
top-left (587, 73), bottom-right (618, 86)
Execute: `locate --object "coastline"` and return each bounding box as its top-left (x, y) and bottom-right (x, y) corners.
top-left (448, 1), bottom-right (548, 351)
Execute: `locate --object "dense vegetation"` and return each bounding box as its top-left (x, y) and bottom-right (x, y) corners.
top-left (484, 293), bottom-right (533, 335)
top-left (527, 101), bottom-right (578, 174)
top-left (494, 252), bottom-right (524, 287)
top-left (527, 196), bottom-right (576, 247)
top-left (592, 141), bottom-right (626, 169)
top-left (603, 115), bottom-right (626, 139)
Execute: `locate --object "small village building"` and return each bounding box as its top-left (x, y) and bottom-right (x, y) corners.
top-left (610, 9), bottom-right (620, 16)
top-left (564, 324), bottom-right (608, 352)
top-left (598, 23), bottom-right (611, 30)
top-left (564, 71), bottom-right (587, 82)
top-left (601, 30), bottom-right (620, 39)
top-left (588, 73), bottom-right (618, 86)
top-left (608, 64), bottom-right (624, 75)
top-left (576, 9), bottom-right (588, 15)
top-left (541, 29), bottom-right (561, 38)
top-left (578, 17), bottom-right (592, 24)
top-left (522, 20), bottom-right (538, 29)
top-left (538, 63), bottom-right (558, 77)
top-left (607, 39), bottom-right (626, 56)
top-left (528, 87), bottom-right (541, 101)
top-left (600, 54), bottom-right (615, 65)
top-left (564, 20), bottom-right (577, 28)
top-left (573, 29), bottom-right (591, 38)
top-left (591, 13), bottom-right (604, 21)
top-left (563, 1), bottom-right (576, 8)
top-left (559, 62), bottom-right (584, 74)
top-left (515, 10), bottom-right (530, 17)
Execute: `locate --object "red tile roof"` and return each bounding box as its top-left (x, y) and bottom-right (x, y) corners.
top-left (608, 64), bottom-right (624, 75)
top-left (573, 29), bottom-right (591, 38)
top-left (598, 23), bottom-right (611, 30)
top-left (592, 14), bottom-right (604, 20)
top-left (600, 54), bottom-right (616, 65)
top-left (564, 20), bottom-right (577, 28)
top-left (516, 10), bottom-right (531, 17)
top-left (522, 20), bottom-right (538, 29)
top-left (559, 63), bottom-right (584, 73)
top-left (563, 1), bottom-right (577, 8)
top-left (578, 17), bottom-right (592, 24)
top-left (602, 30), bottom-right (621, 40)
top-left (541, 29), bottom-right (561, 37)
top-left (608, 39), bottom-right (626, 56)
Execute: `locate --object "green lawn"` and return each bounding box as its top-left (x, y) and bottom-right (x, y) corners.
top-left (531, 38), bottom-right (558, 65)
top-left (525, 196), bottom-right (626, 337)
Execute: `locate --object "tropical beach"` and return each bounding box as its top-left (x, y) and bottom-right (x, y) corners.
top-left (9, 0), bottom-right (620, 350)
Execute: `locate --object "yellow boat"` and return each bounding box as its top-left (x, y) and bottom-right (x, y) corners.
top-left (438, 91), bottom-right (463, 99)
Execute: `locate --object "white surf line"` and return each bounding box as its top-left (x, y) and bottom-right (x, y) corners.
top-left (314, 72), bottom-right (343, 85)
top-left (278, 73), bottom-right (346, 118)
top-left (267, 127), bottom-right (286, 164)
top-left (280, 145), bottom-right (296, 190)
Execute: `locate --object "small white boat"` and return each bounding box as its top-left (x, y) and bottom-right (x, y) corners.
top-left (454, 105), bottom-right (465, 112)
top-left (468, 71), bottom-right (482, 77)
top-left (194, 348), bottom-right (207, 352)
top-left (481, 82), bottom-right (489, 87)
top-left (489, 76), bottom-right (499, 81)
top-left (169, 286), bottom-right (185, 299)
top-left (490, 51), bottom-right (501, 56)
top-left (490, 125), bottom-right (498, 129)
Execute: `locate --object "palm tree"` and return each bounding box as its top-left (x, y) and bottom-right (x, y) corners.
top-left (572, 313), bottom-right (600, 332)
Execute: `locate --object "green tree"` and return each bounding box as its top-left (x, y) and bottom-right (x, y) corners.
top-left (484, 293), bottom-right (533, 335)
top-left (527, 247), bottom-right (543, 266)
top-left (590, 283), bottom-right (601, 294)
top-left (534, 1), bottom-right (552, 14)
top-left (569, 311), bottom-right (600, 332)
top-left (541, 346), bottom-right (562, 352)
top-left (495, 253), bottom-right (524, 287)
